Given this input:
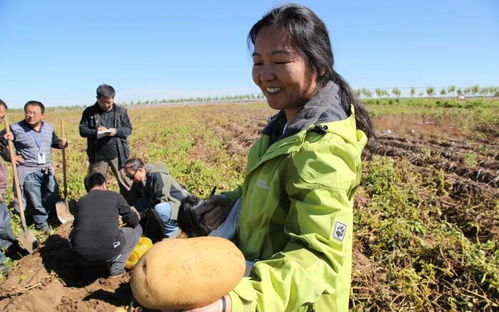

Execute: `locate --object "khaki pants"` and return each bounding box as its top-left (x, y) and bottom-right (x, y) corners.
top-left (89, 158), bottom-right (132, 195)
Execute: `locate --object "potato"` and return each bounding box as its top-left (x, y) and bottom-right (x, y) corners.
top-left (130, 236), bottom-right (245, 310)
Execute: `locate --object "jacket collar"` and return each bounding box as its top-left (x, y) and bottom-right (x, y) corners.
top-left (262, 81), bottom-right (348, 144)
top-left (93, 102), bottom-right (116, 113)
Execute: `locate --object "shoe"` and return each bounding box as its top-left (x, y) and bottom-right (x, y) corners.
top-left (5, 242), bottom-right (25, 260)
top-left (39, 225), bottom-right (52, 235)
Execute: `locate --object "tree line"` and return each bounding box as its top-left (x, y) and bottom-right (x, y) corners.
top-left (116, 85), bottom-right (498, 107)
top-left (354, 85), bottom-right (499, 99)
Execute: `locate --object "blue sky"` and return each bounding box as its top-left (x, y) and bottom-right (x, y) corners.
top-left (1, 0), bottom-right (498, 108)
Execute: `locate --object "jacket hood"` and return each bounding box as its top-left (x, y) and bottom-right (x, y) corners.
top-left (145, 163), bottom-right (170, 176)
top-left (263, 81), bottom-right (348, 144)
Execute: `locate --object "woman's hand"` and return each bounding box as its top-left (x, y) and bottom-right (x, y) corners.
top-left (195, 195), bottom-right (231, 231)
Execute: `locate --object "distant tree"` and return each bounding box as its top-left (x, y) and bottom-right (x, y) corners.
top-left (447, 85), bottom-right (456, 96)
top-left (354, 89), bottom-right (361, 97)
top-left (362, 89), bottom-right (372, 98)
top-left (440, 89), bottom-right (447, 96)
top-left (410, 87), bottom-right (416, 97)
top-left (457, 89), bottom-right (463, 97)
top-left (392, 88), bottom-right (401, 97)
top-left (426, 87), bottom-right (435, 97)
top-left (375, 88), bottom-right (383, 98)
top-left (470, 85), bottom-right (480, 96)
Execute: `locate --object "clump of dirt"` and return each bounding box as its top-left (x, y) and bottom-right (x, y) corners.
top-left (0, 223), bottom-right (132, 312)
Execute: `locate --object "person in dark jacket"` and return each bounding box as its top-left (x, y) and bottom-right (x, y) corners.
top-left (0, 99), bottom-right (18, 274)
top-left (69, 172), bottom-right (142, 278)
top-left (79, 84), bottom-right (132, 196)
top-left (124, 158), bottom-right (189, 238)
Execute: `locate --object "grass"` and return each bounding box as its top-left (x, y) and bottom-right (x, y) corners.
top-left (1, 99), bottom-right (497, 310)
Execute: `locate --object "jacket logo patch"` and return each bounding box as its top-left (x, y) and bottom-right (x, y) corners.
top-left (256, 178), bottom-right (269, 190)
top-left (113, 241), bottom-right (121, 248)
top-left (332, 222), bottom-right (347, 241)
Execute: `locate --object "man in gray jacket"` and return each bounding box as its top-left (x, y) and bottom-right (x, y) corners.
top-left (124, 158), bottom-right (189, 238)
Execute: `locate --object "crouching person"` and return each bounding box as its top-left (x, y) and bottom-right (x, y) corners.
top-left (69, 172), bottom-right (142, 278)
top-left (124, 158), bottom-right (189, 239)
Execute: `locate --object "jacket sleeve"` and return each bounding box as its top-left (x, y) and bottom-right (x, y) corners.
top-left (117, 194), bottom-right (140, 227)
top-left (79, 107), bottom-right (97, 139)
top-left (115, 108), bottom-right (132, 138)
top-left (150, 172), bottom-right (171, 204)
top-left (150, 172), bottom-right (181, 219)
top-left (51, 131), bottom-right (62, 149)
top-left (125, 183), bottom-right (141, 207)
top-left (221, 185), bottom-right (242, 206)
top-left (229, 147), bottom-right (358, 311)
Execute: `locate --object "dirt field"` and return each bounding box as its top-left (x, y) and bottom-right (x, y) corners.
top-left (0, 102), bottom-right (497, 311)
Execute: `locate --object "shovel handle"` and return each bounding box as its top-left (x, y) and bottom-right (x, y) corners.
top-left (4, 117), bottom-right (29, 231)
top-left (61, 120), bottom-right (68, 198)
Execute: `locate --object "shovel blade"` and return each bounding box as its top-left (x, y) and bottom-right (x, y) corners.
top-left (56, 201), bottom-right (74, 224)
top-left (17, 230), bottom-right (39, 254)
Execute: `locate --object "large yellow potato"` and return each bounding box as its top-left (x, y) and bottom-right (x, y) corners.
top-left (130, 236), bottom-right (245, 310)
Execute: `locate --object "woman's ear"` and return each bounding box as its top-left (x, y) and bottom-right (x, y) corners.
top-left (318, 66), bottom-right (326, 77)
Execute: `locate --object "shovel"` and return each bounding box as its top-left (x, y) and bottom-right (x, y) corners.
top-left (4, 117), bottom-right (39, 253)
top-left (55, 119), bottom-right (74, 224)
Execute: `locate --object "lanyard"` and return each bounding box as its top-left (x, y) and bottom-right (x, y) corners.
top-left (29, 124), bottom-right (44, 149)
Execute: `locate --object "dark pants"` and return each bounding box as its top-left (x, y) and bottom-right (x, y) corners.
top-left (0, 197), bottom-right (15, 264)
top-left (72, 225), bottom-right (142, 277)
top-left (89, 158), bottom-right (132, 196)
top-left (23, 170), bottom-right (58, 230)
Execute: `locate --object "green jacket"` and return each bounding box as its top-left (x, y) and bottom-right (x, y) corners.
top-left (225, 82), bottom-right (367, 311)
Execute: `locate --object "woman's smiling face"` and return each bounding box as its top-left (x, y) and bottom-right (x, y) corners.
top-left (252, 24), bottom-right (319, 121)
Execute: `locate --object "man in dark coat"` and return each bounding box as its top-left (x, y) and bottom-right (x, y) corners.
top-left (69, 172), bottom-right (142, 278)
top-left (79, 84), bottom-right (132, 195)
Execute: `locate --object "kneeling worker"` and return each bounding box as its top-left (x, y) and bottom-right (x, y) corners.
top-left (123, 158), bottom-right (189, 238)
top-left (70, 172), bottom-right (142, 278)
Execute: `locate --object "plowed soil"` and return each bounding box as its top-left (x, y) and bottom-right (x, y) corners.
top-left (0, 104), bottom-right (497, 311)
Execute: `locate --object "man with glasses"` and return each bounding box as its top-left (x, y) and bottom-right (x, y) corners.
top-left (79, 84), bottom-right (132, 196)
top-left (4, 101), bottom-right (67, 233)
top-left (123, 158), bottom-right (190, 239)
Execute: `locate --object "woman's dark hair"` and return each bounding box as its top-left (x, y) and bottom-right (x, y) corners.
top-left (177, 195), bottom-right (210, 237)
top-left (248, 3), bottom-right (374, 138)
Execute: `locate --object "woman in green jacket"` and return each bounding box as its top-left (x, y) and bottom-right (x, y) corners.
top-left (183, 4), bottom-right (374, 312)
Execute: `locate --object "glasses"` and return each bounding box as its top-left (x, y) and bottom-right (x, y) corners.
top-left (25, 111), bottom-right (41, 116)
top-left (125, 168), bottom-right (138, 179)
